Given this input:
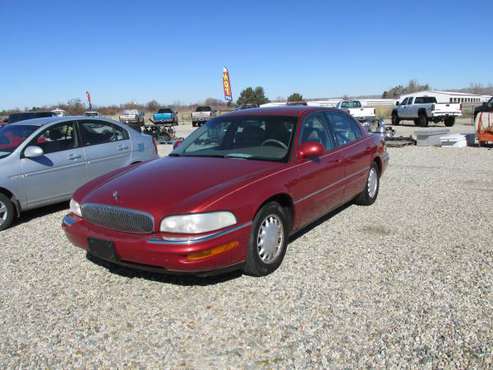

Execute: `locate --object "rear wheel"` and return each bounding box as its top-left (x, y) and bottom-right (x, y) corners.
top-left (243, 202), bottom-right (289, 277)
top-left (391, 111), bottom-right (400, 125)
top-left (444, 117), bottom-right (455, 127)
top-left (0, 193), bottom-right (15, 231)
top-left (418, 111), bottom-right (429, 127)
top-left (355, 163), bottom-right (380, 206)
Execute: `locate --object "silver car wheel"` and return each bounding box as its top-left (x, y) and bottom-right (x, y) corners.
top-left (0, 200), bottom-right (8, 225)
top-left (368, 167), bottom-right (378, 199)
top-left (257, 214), bottom-right (284, 264)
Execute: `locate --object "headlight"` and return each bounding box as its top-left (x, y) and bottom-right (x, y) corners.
top-left (160, 212), bottom-right (236, 234)
top-left (69, 199), bottom-right (82, 217)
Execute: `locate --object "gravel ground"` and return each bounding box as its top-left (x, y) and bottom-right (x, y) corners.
top-left (0, 122), bottom-right (492, 368)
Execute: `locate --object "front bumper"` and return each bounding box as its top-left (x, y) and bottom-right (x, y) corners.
top-left (62, 214), bottom-right (251, 274)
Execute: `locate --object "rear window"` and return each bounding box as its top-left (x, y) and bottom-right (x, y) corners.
top-left (196, 106), bottom-right (212, 112)
top-left (158, 108), bottom-right (173, 113)
top-left (414, 97), bottom-right (437, 104)
top-left (340, 101), bottom-right (362, 109)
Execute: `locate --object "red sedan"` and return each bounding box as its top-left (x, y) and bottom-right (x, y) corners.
top-left (63, 106), bottom-right (389, 276)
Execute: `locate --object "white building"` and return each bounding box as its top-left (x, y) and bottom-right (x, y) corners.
top-left (398, 90), bottom-right (491, 104)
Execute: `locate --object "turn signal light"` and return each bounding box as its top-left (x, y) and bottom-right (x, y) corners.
top-left (186, 241), bottom-right (239, 261)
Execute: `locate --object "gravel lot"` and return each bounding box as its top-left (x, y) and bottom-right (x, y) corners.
top-left (1, 122), bottom-right (492, 368)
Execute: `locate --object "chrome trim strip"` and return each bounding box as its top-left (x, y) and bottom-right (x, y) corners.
top-left (148, 221), bottom-right (253, 245)
top-left (63, 214), bottom-right (76, 226)
top-left (294, 167), bottom-right (369, 204)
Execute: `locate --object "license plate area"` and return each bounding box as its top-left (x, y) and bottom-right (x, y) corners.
top-left (87, 237), bottom-right (118, 262)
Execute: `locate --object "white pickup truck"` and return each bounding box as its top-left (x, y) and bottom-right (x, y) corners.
top-left (336, 100), bottom-right (376, 123)
top-left (191, 106), bottom-right (217, 127)
top-left (392, 96), bottom-right (462, 127)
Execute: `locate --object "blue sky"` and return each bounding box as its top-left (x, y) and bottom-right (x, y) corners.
top-left (1, 0), bottom-right (491, 110)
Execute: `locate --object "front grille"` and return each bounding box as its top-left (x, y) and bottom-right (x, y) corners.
top-left (82, 203), bottom-right (154, 234)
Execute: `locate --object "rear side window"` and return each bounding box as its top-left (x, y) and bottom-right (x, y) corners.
top-left (79, 121), bottom-right (129, 146)
top-left (414, 97), bottom-right (437, 104)
top-left (300, 112), bottom-right (334, 151)
top-left (325, 111), bottom-right (362, 147)
top-left (31, 122), bottom-right (77, 154)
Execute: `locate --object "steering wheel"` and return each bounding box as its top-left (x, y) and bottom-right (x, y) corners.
top-left (261, 139), bottom-right (288, 149)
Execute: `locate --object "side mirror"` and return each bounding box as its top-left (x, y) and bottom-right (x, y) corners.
top-left (298, 141), bottom-right (324, 160)
top-left (395, 101), bottom-right (400, 106)
top-left (24, 145), bottom-right (44, 159)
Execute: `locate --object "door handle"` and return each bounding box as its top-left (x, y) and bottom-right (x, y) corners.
top-left (118, 145), bottom-right (129, 151)
top-left (68, 154), bottom-right (81, 160)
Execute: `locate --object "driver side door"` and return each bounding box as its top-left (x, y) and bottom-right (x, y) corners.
top-left (21, 121), bottom-right (87, 208)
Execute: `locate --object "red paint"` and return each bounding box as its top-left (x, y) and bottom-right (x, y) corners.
top-left (63, 106), bottom-right (388, 274)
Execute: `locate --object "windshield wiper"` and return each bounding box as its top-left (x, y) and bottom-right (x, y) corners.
top-left (168, 153), bottom-right (181, 157)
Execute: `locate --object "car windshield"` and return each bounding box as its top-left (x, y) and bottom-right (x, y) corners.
top-left (0, 125), bottom-right (38, 159)
top-left (340, 101), bottom-right (362, 108)
top-left (122, 110), bottom-right (138, 115)
top-left (196, 106), bottom-right (212, 112)
top-left (172, 115), bottom-right (296, 162)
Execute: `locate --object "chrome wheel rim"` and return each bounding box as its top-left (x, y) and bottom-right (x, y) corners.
top-left (368, 168), bottom-right (378, 199)
top-left (257, 214), bottom-right (284, 264)
top-left (0, 200), bottom-right (7, 225)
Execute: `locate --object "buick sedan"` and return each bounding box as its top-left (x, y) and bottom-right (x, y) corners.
top-left (0, 116), bottom-right (158, 230)
top-left (63, 107), bottom-right (389, 276)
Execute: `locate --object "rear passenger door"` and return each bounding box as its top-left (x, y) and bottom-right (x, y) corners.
top-left (78, 120), bottom-right (132, 181)
top-left (293, 112), bottom-right (345, 225)
top-left (21, 121), bottom-right (87, 207)
top-left (325, 111), bottom-right (372, 201)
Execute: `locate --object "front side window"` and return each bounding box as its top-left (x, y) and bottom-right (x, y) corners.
top-left (30, 122), bottom-right (76, 154)
top-left (300, 112), bottom-right (334, 151)
top-left (0, 124), bottom-right (38, 159)
top-left (325, 111), bottom-right (362, 147)
top-left (400, 98), bottom-right (408, 105)
top-left (79, 121), bottom-right (128, 146)
top-left (173, 115), bottom-right (296, 162)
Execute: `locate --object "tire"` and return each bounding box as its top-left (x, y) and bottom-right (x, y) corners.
top-left (0, 193), bottom-right (15, 231)
top-left (444, 117), bottom-right (455, 127)
top-left (418, 111), bottom-right (429, 127)
top-left (243, 202), bottom-right (289, 277)
top-left (192, 122), bottom-right (197, 127)
top-left (355, 162), bottom-right (380, 206)
top-left (391, 111), bottom-right (400, 126)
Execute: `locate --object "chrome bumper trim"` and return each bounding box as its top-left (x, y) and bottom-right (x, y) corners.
top-left (148, 222), bottom-right (252, 245)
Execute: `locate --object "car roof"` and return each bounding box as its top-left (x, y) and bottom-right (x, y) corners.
top-left (9, 116), bottom-right (115, 127)
top-left (225, 106), bottom-right (337, 118)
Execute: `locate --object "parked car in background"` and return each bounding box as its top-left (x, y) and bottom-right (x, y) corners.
top-left (8, 111), bottom-right (57, 123)
top-left (0, 117), bottom-right (8, 127)
top-left (151, 108), bottom-right (178, 126)
top-left (119, 109), bottom-right (145, 128)
top-left (191, 106), bottom-right (216, 127)
top-left (0, 116), bottom-right (158, 230)
top-left (392, 96), bottom-right (462, 127)
top-left (84, 111), bottom-right (101, 117)
top-left (474, 97), bottom-right (493, 119)
top-left (335, 100), bottom-right (375, 124)
top-left (63, 106), bottom-right (388, 277)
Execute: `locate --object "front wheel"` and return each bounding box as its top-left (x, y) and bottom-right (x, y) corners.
top-left (0, 193), bottom-right (15, 231)
top-left (243, 202), bottom-right (289, 277)
top-left (391, 111), bottom-right (400, 126)
top-left (355, 163), bottom-right (380, 206)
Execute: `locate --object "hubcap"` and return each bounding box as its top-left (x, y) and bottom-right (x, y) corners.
top-left (368, 168), bottom-right (378, 199)
top-left (257, 214), bottom-right (284, 264)
top-left (0, 200), bottom-right (8, 225)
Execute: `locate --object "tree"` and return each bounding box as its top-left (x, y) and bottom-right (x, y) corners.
top-left (382, 80), bottom-right (431, 98)
top-left (287, 93), bottom-right (303, 102)
top-left (237, 86), bottom-right (269, 106)
top-left (146, 100), bottom-right (160, 112)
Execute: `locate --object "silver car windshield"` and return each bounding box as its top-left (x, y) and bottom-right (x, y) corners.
top-left (0, 125), bottom-right (38, 159)
top-left (172, 115), bottom-right (296, 162)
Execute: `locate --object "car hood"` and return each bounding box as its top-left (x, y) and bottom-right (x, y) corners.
top-left (79, 156), bottom-right (283, 218)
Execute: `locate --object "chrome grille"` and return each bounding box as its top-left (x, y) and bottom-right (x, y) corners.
top-left (82, 203), bottom-right (154, 234)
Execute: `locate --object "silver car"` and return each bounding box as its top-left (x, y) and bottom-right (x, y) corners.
top-left (0, 116), bottom-right (159, 230)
